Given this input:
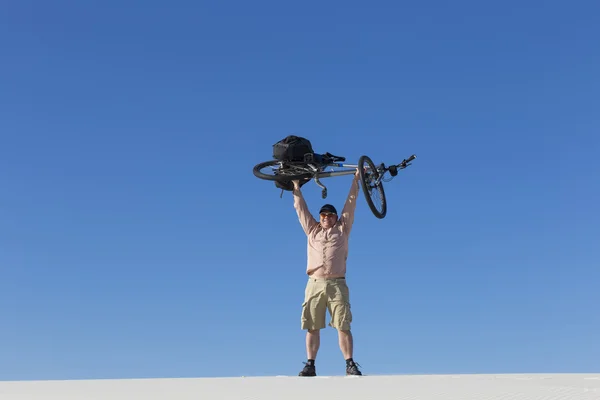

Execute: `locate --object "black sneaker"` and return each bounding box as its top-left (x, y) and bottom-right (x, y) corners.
top-left (298, 362), bottom-right (316, 376)
top-left (346, 360), bottom-right (362, 376)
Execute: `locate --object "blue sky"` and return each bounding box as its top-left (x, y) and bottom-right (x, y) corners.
top-left (1, 0), bottom-right (599, 380)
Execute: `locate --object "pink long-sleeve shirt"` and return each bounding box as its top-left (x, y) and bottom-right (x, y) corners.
top-left (293, 176), bottom-right (360, 278)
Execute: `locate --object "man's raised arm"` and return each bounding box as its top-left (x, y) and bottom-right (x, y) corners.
top-left (340, 170), bottom-right (361, 232)
top-left (293, 180), bottom-right (317, 235)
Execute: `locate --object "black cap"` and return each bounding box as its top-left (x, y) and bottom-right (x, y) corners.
top-left (319, 204), bottom-right (337, 214)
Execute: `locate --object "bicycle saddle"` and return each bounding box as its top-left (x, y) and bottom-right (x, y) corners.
top-left (304, 152), bottom-right (346, 164)
top-left (321, 152), bottom-right (346, 162)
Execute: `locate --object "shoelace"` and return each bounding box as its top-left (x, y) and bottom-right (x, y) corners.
top-left (347, 362), bottom-right (362, 372)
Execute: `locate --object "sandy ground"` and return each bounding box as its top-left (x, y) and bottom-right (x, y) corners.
top-left (1, 373), bottom-right (600, 400)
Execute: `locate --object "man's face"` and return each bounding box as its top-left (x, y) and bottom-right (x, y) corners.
top-left (320, 212), bottom-right (338, 228)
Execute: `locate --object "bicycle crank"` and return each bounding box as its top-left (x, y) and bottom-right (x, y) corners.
top-left (314, 176), bottom-right (328, 199)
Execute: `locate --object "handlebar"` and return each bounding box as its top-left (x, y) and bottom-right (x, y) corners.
top-left (387, 154), bottom-right (416, 176)
top-left (399, 154), bottom-right (416, 168)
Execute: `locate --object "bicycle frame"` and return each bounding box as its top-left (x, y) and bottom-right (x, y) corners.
top-left (309, 162), bottom-right (386, 181)
top-left (308, 162), bottom-right (359, 177)
top-left (304, 161), bottom-right (383, 199)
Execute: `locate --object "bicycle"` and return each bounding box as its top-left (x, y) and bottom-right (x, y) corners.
top-left (253, 151), bottom-right (416, 219)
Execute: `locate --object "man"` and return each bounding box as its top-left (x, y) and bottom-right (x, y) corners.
top-left (291, 169), bottom-right (362, 377)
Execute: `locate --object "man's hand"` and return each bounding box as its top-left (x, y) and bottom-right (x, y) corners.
top-left (355, 168), bottom-right (361, 179)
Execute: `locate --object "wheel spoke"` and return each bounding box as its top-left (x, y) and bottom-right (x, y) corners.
top-left (253, 160), bottom-right (314, 182)
top-left (358, 155), bottom-right (387, 219)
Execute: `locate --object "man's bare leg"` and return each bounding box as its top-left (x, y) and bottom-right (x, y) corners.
top-left (338, 329), bottom-right (362, 375)
top-left (306, 329), bottom-right (320, 359)
top-left (338, 329), bottom-right (353, 359)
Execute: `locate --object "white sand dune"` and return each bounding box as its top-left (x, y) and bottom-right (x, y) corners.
top-left (1, 373), bottom-right (599, 399)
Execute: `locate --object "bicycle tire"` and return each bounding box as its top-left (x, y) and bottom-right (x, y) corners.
top-left (358, 155), bottom-right (387, 219)
top-left (253, 160), bottom-right (313, 182)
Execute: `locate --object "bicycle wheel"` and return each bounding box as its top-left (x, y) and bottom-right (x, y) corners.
top-left (253, 160), bottom-right (313, 182)
top-left (358, 155), bottom-right (387, 219)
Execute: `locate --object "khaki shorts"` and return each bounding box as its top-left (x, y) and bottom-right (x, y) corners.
top-left (301, 277), bottom-right (352, 331)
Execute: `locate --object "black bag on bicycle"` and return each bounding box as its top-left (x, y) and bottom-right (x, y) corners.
top-left (272, 135), bottom-right (314, 162)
